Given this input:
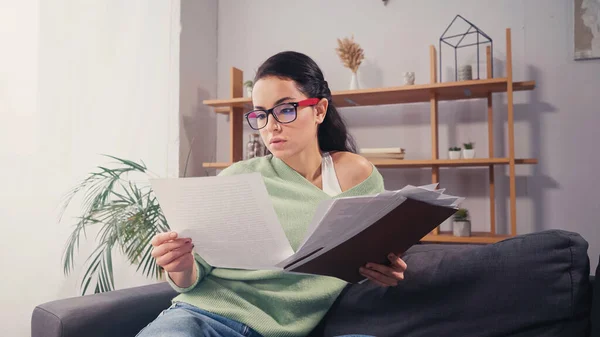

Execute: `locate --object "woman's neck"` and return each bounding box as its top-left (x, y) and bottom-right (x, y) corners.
top-left (282, 143), bottom-right (323, 182)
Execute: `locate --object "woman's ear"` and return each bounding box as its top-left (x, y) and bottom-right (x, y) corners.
top-left (315, 98), bottom-right (328, 124)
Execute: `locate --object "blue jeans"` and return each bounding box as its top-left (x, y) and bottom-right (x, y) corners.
top-left (136, 302), bottom-right (373, 337)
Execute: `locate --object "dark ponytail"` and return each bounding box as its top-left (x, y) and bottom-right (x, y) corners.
top-left (254, 51), bottom-right (357, 153)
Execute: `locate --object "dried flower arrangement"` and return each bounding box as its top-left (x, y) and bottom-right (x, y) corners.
top-left (335, 35), bottom-right (365, 74)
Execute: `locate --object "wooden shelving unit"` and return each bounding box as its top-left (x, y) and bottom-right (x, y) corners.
top-left (204, 158), bottom-right (537, 170)
top-left (201, 28), bottom-right (536, 244)
top-left (204, 78), bottom-right (535, 109)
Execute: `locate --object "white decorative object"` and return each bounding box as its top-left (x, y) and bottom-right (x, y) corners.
top-left (335, 35), bottom-right (364, 89)
top-left (452, 208), bottom-right (471, 237)
top-left (458, 65), bottom-right (472, 81)
top-left (403, 72), bottom-right (415, 85)
top-left (453, 220), bottom-right (472, 237)
top-left (449, 148), bottom-right (461, 159)
top-left (462, 142), bottom-right (475, 159)
top-left (463, 149), bottom-right (475, 159)
top-left (350, 72), bottom-right (359, 90)
top-left (246, 87), bottom-right (252, 98)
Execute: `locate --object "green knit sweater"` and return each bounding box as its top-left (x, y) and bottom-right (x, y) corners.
top-left (166, 154), bottom-right (385, 337)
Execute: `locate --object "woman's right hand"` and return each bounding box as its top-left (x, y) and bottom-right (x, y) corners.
top-left (151, 231), bottom-right (195, 273)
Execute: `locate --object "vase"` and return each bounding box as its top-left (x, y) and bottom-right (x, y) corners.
top-left (350, 72), bottom-right (359, 90)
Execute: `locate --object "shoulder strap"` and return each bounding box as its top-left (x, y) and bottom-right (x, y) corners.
top-left (321, 152), bottom-right (343, 196)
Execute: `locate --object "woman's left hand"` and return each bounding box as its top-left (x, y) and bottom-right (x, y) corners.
top-left (359, 253), bottom-right (407, 287)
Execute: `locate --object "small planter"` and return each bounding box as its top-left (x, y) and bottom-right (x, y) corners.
top-left (463, 149), bottom-right (475, 159)
top-left (452, 208), bottom-right (471, 237)
top-left (448, 147), bottom-right (461, 159)
top-left (453, 220), bottom-right (472, 237)
top-left (462, 142), bottom-right (475, 159)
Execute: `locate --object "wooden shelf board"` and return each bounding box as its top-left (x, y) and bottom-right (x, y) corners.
top-left (205, 97), bottom-right (251, 110)
top-left (202, 162), bottom-right (233, 169)
top-left (367, 157), bottom-right (537, 168)
top-left (202, 158), bottom-right (537, 170)
top-left (203, 79), bottom-right (535, 109)
top-left (421, 231), bottom-right (512, 244)
top-left (214, 107), bottom-right (231, 114)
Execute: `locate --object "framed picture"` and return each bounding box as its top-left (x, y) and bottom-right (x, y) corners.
top-left (574, 0), bottom-right (600, 60)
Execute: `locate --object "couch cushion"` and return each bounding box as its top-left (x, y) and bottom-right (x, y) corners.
top-left (314, 230), bottom-right (592, 337)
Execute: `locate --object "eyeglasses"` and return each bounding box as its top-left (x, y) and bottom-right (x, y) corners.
top-left (244, 98), bottom-right (320, 130)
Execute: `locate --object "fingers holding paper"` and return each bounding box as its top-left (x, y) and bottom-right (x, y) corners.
top-left (359, 253), bottom-right (407, 287)
top-left (151, 231), bottom-right (195, 273)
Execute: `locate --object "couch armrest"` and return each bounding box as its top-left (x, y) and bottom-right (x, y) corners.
top-left (32, 282), bottom-right (177, 337)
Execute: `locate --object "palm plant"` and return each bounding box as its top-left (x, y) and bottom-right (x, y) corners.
top-left (59, 155), bottom-right (171, 295)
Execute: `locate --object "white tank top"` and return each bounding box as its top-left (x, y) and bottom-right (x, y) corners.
top-left (321, 152), bottom-right (343, 196)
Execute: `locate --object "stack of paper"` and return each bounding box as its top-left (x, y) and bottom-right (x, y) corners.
top-left (279, 183), bottom-right (462, 274)
top-left (150, 173), bottom-right (463, 282)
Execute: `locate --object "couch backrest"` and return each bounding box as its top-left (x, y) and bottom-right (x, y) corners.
top-left (313, 230), bottom-right (593, 337)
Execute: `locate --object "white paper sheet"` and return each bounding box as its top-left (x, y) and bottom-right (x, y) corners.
top-left (150, 173), bottom-right (294, 270)
top-left (395, 185), bottom-right (463, 207)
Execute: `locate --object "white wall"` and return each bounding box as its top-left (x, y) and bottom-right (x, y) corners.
top-left (215, 0), bottom-right (600, 271)
top-left (179, 0), bottom-right (219, 177)
top-left (0, 0), bottom-right (180, 336)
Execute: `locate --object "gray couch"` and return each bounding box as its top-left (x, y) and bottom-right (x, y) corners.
top-left (32, 230), bottom-right (599, 337)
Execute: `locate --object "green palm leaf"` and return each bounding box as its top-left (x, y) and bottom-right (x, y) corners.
top-left (60, 155), bottom-right (170, 295)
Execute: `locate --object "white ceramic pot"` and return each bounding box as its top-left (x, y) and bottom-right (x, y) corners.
top-left (453, 220), bottom-right (471, 237)
top-left (246, 87), bottom-right (252, 98)
top-left (449, 151), bottom-right (461, 159)
top-left (463, 149), bottom-right (475, 159)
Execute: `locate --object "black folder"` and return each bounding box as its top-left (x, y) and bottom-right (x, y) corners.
top-left (284, 198), bottom-right (456, 283)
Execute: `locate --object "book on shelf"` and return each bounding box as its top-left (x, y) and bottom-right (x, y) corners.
top-left (359, 147), bottom-right (405, 154)
top-left (150, 173), bottom-right (462, 283)
top-left (359, 147), bottom-right (406, 160)
top-left (361, 153), bottom-right (405, 159)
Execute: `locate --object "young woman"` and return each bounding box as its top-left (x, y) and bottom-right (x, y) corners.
top-left (139, 51), bottom-right (407, 337)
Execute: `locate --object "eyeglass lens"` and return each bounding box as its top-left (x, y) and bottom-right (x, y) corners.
top-left (247, 103), bottom-right (296, 129)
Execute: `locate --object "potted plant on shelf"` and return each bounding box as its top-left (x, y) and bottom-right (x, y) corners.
top-left (449, 146), bottom-right (461, 159)
top-left (244, 80), bottom-right (254, 97)
top-left (463, 141), bottom-right (475, 159)
top-left (452, 208), bottom-right (471, 237)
